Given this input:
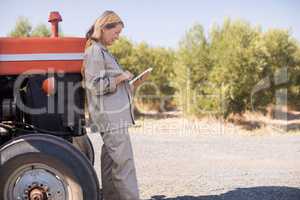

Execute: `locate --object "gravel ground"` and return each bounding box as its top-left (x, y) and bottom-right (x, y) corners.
top-left (88, 117), bottom-right (300, 200)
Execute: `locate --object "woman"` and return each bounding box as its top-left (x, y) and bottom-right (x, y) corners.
top-left (83, 11), bottom-right (140, 200)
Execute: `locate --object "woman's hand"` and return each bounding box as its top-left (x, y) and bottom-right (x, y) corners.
top-left (132, 72), bottom-right (150, 90)
top-left (115, 71), bottom-right (134, 85)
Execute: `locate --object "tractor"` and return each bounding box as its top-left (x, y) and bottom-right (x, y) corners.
top-left (0, 12), bottom-right (101, 200)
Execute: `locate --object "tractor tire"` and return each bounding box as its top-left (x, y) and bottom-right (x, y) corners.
top-left (0, 134), bottom-right (100, 200)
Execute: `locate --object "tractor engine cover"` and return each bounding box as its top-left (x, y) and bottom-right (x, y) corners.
top-left (0, 37), bottom-right (87, 136)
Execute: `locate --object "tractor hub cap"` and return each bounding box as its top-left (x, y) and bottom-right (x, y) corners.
top-left (5, 164), bottom-right (67, 200)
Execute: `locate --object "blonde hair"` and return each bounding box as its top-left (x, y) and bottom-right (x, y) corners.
top-left (85, 10), bottom-right (124, 49)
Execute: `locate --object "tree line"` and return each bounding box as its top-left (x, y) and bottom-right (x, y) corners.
top-left (8, 17), bottom-right (300, 118)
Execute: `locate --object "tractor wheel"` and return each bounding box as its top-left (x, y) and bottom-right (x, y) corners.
top-left (0, 134), bottom-right (100, 200)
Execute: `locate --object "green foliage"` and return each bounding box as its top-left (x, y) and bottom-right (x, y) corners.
top-left (109, 21), bottom-right (300, 116)
top-left (174, 24), bottom-right (213, 115)
top-left (257, 29), bottom-right (300, 110)
top-left (8, 17), bottom-right (51, 37)
top-left (176, 19), bottom-right (300, 117)
top-left (109, 37), bottom-right (135, 72)
top-left (209, 19), bottom-right (263, 116)
top-left (31, 24), bottom-right (51, 37)
top-left (9, 17), bottom-right (32, 37)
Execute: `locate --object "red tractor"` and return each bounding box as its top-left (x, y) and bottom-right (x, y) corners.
top-left (0, 12), bottom-right (101, 200)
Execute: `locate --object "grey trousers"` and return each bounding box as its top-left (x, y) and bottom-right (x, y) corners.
top-left (100, 128), bottom-right (140, 200)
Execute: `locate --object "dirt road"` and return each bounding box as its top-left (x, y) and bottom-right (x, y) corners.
top-left (89, 117), bottom-right (300, 200)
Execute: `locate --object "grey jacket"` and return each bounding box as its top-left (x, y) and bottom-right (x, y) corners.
top-left (84, 41), bottom-right (135, 132)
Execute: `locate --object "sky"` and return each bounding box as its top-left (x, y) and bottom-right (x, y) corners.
top-left (0, 0), bottom-right (299, 48)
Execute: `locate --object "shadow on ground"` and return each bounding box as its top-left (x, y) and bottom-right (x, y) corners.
top-left (149, 186), bottom-right (300, 200)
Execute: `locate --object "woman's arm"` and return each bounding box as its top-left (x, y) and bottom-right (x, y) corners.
top-left (84, 45), bottom-right (132, 95)
top-left (84, 46), bottom-right (115, 95)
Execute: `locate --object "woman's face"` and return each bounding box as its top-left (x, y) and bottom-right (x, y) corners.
top-left (101, 24), bottom-right (123, 46)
